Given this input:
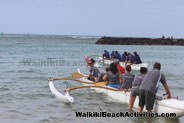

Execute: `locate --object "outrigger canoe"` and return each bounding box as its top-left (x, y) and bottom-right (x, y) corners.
top-left (99, 56), bottom-right (148, 70)
top-left (48, 69), bottom-right (184, 118)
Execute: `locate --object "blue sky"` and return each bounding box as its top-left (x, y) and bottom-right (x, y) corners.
top-left (0, 0), bottom-right (184, 38)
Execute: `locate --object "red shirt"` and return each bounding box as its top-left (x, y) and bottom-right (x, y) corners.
top-left (117, 65), bottom-right (125, 74)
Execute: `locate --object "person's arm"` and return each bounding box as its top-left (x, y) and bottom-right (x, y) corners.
top-left (103, 74), bottom-right (109, 85)
top-left (163, 83), bottom-right (171, 99)
top-left (120, 74), bottom-right (124, 84)
top-left (89, 71), bottom-right (93, 77)
top-left (118, 72), bottom-right (123, 84)
top-left (161, 74), bottom-right (171, 99)
top-left (103, 74), bottom-right (107, 81)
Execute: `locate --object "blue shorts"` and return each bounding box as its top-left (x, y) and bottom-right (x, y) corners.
top-left (107, 84), bottom-right (120, 89)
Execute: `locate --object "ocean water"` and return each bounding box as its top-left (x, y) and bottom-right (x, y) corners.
top-left (0, 34), bottom-right (184, 123)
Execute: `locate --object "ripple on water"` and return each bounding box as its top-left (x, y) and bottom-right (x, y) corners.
top-left (0, 86), bottom-right (9, 92)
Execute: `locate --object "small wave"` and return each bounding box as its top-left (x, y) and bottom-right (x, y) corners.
top-left (65, 35), bottom-right (100, 40)
top-left (19, 76), bottom-right (33, 80)
top-left (4, 70), bottom-right (15, 73)
top-left (27, 93), bottom-right (51, 100)
top-left (17, 69), bottom-right (42, 74)
top-left (0, 100), bottom-right (6, 104)
top-left (39, 119), bottom-right (51, 123)
top-left (0, 87), bottom-right (9, 91)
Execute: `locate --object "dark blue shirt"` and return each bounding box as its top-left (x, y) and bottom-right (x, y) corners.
top-left (103, 52), bottom-right (110, 59)
top-left (127, 54), bottom-right (136, 63)
top-left (114, 53), bottom-right (122, 61)
top-left (134, 55), bottom-right (142, 64)
top-left (122, 54), bottom-right (127, 62)
top-left (111, 52), bottom-right (115, 59)
top-left (116, 53), bottom-right (122, 61)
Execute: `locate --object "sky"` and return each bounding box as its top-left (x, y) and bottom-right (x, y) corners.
top-left (0, 0), bottom-right (184, 38)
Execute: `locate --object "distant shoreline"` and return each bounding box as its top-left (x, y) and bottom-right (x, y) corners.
top-left (96, 36), bottom-right (184, 46)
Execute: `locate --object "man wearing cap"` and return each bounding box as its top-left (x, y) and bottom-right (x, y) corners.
top-left (88, 58), bottom-right (100, 82)
top-left (138, 62), bottom-right (171, 112)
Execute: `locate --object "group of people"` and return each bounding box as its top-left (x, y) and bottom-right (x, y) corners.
top-left (87, 58), bottom-right (171, 113)
top-left (103, 50), bottom-right (142, 64)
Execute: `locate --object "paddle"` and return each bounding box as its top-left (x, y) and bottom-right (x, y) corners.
top-left (64, 85), bottom-right (130, 92)
top-left (95, 82), bottom-right (107, 86)
top-left (49, 77), bottom-right (95, 84)
top-left (72, 72), bottom-right (98, 79)
top-left (52, 78), bottom-right (108, 85)
top-left (48, 72), bottom-right (108, 85)
top-left (71, 72), bottom-right (88, 78)
top-left (48, 72), bottom-right (87, 81)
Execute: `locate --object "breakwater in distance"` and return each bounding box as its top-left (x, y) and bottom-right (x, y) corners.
top-left (96, 36), bottom-right (184, 46)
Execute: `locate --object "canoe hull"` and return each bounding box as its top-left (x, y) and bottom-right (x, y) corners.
top-left (48, 69), bottom-right (184, 118)
top-left (78, 69), bottom-right (184, 118)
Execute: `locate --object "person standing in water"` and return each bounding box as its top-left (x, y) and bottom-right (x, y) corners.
top-left (120, 65), bottom-right (135, 89)
top-left (138, 62), bottom-right (171, 113)
top-left (128, 67), bottom-right (147, 110)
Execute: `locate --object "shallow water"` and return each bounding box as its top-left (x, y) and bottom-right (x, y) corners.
top-left (0, 34), bottom-right (184, 123)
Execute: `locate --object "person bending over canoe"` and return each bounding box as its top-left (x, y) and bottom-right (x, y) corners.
top-left (110, 51), bottom-right (115, 59)
top-left (119, 65), bottom-right (135, 89)
top-left (122, 52), bottom-right (128, 62)
top-left (128, 67), bottom-right (147, 110)
top-left (103, 50), bottom-right (110, 59)
top-left (133, 52), bottom-right (142, 64)
top-left (126, 53), bottom-right (136, 65)
top-left (138, 62), bottom-right (171, 113)
top-left (88, 58), bottom-right (100, 82)
top-left (114, 51), bottom-right (122, 61)
top-left (103, 63), bottom-right (121, 88)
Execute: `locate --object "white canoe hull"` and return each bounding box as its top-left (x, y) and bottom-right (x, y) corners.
top-left (48, 69), bottom-right (184, 118)
top-left (77, 69), bottom-right (184, 118)
top-left (99, 56), bottom-right (148, 70)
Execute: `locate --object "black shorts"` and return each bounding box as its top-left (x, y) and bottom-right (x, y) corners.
top-left (139, 89), bottom-right (156, 111)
